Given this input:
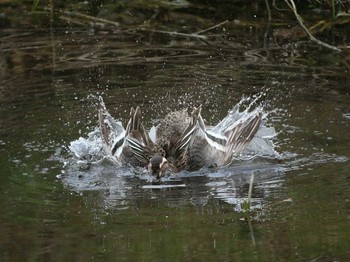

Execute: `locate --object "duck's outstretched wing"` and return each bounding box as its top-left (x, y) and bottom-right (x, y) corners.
top-left (125, 106), bottom-right (154, 165)
top-left (221, 112), bottom-right (262, 164)
top-left (98, 96), bottom-right (126, 158)
top-left (190, 109), bottom-right (262, 167)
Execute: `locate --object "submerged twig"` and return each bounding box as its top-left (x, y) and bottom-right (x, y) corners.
top-left (272, 0), bottom-right (289, 11)
top-left (264, 0), bottom-right (272, 48)
top-left (284, 0), bottom-right (341, 52)
top-left (248, 219), bottom-right (256, 246)
top-left (62, 11), bottom-right (120, 27)
top-left (247, 173), bottom-right (254, 206)
top-left (265, 0), bottom-right (272, 22)
top-left (243, 172), bottom-right (254, 211)
top-left (336, 12), bottom-right (350, 18)
top-left (142, 21), bottom-right (229, 41)
top-left (195, 20), bottom-right (229, 35)
top-left (142, 29), bottom-right (208, 40)
top-left (49, 0), bottom-right (56, 70)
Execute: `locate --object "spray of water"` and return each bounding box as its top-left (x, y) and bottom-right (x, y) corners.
top-left (68, 94), bottom-right (281, 169)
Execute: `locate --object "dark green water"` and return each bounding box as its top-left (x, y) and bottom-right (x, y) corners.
top-left (1, 20), bottom-right (350, 262)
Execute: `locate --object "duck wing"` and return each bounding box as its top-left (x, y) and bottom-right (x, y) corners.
top-left (98, 96), bottom-right (126, 158)
top-left (221, 111), bottom-right (262, 164)
top-left (189, 108), bottom-right (262, 167)
top-left (125, 106), bottom-right (155, 165)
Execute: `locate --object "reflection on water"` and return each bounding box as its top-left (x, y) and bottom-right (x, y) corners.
top-left (61, 156), bottom-right (284, 213)
top-left (1, 26), bottom-right (350, 261)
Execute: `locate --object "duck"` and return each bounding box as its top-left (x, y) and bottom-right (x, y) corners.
top-left (98, 97), bottom-right (200, 178)
top-left (98, 96), bottom-right (263, 179)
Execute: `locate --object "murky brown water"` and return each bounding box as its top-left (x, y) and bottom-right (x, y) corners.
top-left (1, 14), bottom-right (350, 261)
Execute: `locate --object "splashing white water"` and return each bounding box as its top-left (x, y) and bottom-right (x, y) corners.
top-left (68, 96), bottom-right (280, 169)
top-left (61, 95), bottom-right (286, 211)
top-left (68, 95), bottom-right (281, 168)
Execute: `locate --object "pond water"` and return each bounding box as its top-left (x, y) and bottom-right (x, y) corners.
top-left (1, 21), bottom-right (350, 261)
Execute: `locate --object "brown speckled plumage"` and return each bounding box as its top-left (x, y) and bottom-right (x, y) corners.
top-left (98, 96), bottom-right (263, 178)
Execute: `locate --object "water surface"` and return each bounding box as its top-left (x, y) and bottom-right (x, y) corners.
top-left (1, 21), bottom-right (350, 261)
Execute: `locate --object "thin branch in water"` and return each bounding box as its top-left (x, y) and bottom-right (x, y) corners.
top-left (284, 0), bottom-right (342, 52)
top-left (272, 0), bottom-right (289, 11)
top-left (264, 0), bottom-right (272, 48)
top-left (49, 0), bottom-right (56, 70)
top-left (195, 20), bottom-right (229, 35)
top-left (247, 172), bottom-right (254, 206)
top-left (243, 172), bottom-right (255, 211)
top-left (265, 0), bottom-right (272, 21)
top-left (336, 12), bottom-right (350, 18)
top-left (147, 21), bottom-right (230, 40)
top-left (248, 219), bottom-right (256, 246)
top-left (141, 28), bottom-right (208, 40)
top-left (62, 11), bottom-right (120, 27)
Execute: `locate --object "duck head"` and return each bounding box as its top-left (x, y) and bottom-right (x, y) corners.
top-left (148, 154), bottom-right (168, 179)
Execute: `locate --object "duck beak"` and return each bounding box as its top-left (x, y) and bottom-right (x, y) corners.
top-left (155, 170), bottom-right (162, 180)
top-left (148, 165), bottom-right (162, 180)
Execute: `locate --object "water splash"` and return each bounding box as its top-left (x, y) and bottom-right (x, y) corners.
top-left (211, 93), bottom-right (281, 162)
top-left (68, 95), bottom-right (281, 167)
top-left (69, 128), bottom-right (102, 160)
top-left (61, 95), bottom-right (285, 212)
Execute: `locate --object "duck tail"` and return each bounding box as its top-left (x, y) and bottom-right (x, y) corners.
top-left (176, 105), bottom-right (202, 152)
top-left (126, 106), bottom-right (153, 146)
top-left (171, 105), bottom-right (202, 169)
top-left (124, 106), bottom-right (154, 165)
